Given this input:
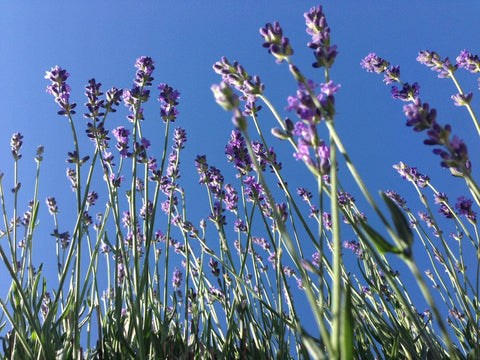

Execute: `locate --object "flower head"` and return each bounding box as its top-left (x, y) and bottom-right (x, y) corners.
top-left (361, 53), bottom-right (389, 74)
top-left (403, 98), bottom-right (437, 132)
top-left (11, 132), bottom-right (23, 160)
top-left (455, 196), bottom-right (477, 224)
top-left (456, 49), bottom-right (480, 73)
top-left (158, 83), bottom-right (180, 122)
top-left (45, 66), bottom-right (77, 116)
top-left (451, 92), bottom-right (473, 107)
top-left (259, 21), bottom-right (293, 64)
top-left (134, 56), bottom-right (155, 87)
top-left (417, 50), bottom-right (457, 78)
top-left (304, 6), bottom-right (338, 69)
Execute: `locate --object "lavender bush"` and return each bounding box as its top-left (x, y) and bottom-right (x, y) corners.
top-left (0, 5), bottom-right (479, 360)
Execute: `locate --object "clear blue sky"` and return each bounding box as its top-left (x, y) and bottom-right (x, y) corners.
top-left (2, 0), bottom-right (480, 344)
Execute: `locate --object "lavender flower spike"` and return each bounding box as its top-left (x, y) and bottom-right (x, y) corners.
top-left (158, 84), bottom-right (180, 123)
top-left (45, 66), bottom-right (77, 116)
top-left (361, 53), bottom-right (389, 74)
top-left (451, 92), bottom-right (473, 107)
top-left (304, 6), bottom-right (338, 69)
top-left (417, 50), bottom-right (457, 78)
top-left (456, 49), bottom-right (480, 73)
top-left (259, 21), bottom-right (293, 64)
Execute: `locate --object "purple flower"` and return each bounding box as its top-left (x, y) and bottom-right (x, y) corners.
top-left (448, 307), bottom-right (465, 320)
top-left (304, 6), bottom-right (329, 47)
top-left (208, 201), bottom-right (226, 225)
top-left (244, 176), bottom-right (265, 203)
top-left (84, 79), bottom-right (105, 121)
top-left (134, 56), bottom-right (155, 87)
top-left (224, 183), bottom-right (238, 211)
top-left (312, 252), bottom-right (320, 267)
top-left (456, 49), bottom-right (480, 73)
top-left (393, 162), bottom-right (430, 188)
top-left (297, 187), bottom-right (312, 201)
top-left (253, 236), bottom-right (271, 251)
top-left (104, 87), bottom-right (123, 113)
top-left (172, 268), bottom-right (183, 289)
top-left (225, 130), bottom-right (252, 176)
top-left (432, 135), bottom-right (471, 175)
top-left (286, 82), bottom-right (323, 123)
top-left (338, 191), bottom-right (355, 207)
top-left (391, 82), bottom-right (420, 101)
top-left (172, 127), bottom-right (187, 149)
top-left (385, 190), bottom-right (408, 210)
top-left (45, 66), bottom-right (77, 116)
top-left (418, 211), bottom-right (434, 228)
top-left (208, 258), bottom-right (220, 277)
top-left (323, 212), bottom-right (332, 230)
top-left (455, 196), bottom-right (477, 224)
top-left (41, 292), bottom-right (51, 321)
top-left (451, 92), bottom-right (473, 106)
top-left (234, 219), bottom-right (247, 233)
top-left (434, 192), bottom-right (448, 204)
top-left (213, 57), bottom-right (264, 101)
top-left (67, 168), bottom-right (77, 191)
top-left (112, 126), bottom-right (131, 158)
top-left (117, 263), bottom-right (125, 286)
top-left (140, 200), bottom-right (153, 219)
top-left (304, 6), bottom-right (338, 69)
top-left (283, 266), bottom-right (295, 277)
top-left (46, 197), bottom-right (59, 215)
top-left (158, 83), bottom-right (180, 122)
top-left (320, 81), bottom-right (340, 96)
top-left (416, 50), bottom-right (457, 78)
top-left (108, 174), bottom-right (125, 188)
top-left (384, 65), bottom-right (400, 85)
top-left (343, 240), bottom-right (363, 258)
top-left (11, 132), bottom-right (23, 160)
top-left (51, 229), bottom-right (71, 249)
top-left (361, 53), bottom-right (389, 74)
top-left (403, 98), bottom-right (437, 132)
top-left (123, 88), bottom-right (148, 123)
top-left (259, 21), bottom-right (293, 64)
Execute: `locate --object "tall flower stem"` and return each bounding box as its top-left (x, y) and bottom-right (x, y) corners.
top-left (448, 71), bottom-right (480, 137)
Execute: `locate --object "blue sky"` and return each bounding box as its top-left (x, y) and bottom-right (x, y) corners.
top-left (2, 0), bottom-right (480, 347)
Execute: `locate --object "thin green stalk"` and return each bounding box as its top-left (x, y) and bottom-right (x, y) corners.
top-left (329, 121), bottom-right (342, 358)
top-left (448, 72), bottom-right (480, 137)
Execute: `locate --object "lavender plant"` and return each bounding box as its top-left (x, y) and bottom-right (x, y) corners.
top-left (0, 4), bottom-right (479, 360)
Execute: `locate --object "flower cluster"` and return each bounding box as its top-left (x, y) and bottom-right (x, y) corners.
top-left (416, 50), bottom-right (457, 79)
top-left (84, 79), bottom-right (118, 150)
top-left (259, 21), bottom-right (293, 64)
top-left (455, 196), bottom-right (477, 224)
top-left (304, 6), bottom-right (338, 69)
top-left (45, 66), bottom-right (77, 116)
top-left (112, 126), bottom-right (131, 158)
top-left (158, 84), bottom-right (180, 123)
top-left (10, 132), bottom-right (23, 161)
top-left (362, 53), bottom-right (471, 176)
top-left (393, 162), bottom-right (430, 188)
top-left (285, 80), bottom-right (340, 175)
top-left (343, 240), bottom-right (363, 259)
top-left (123, 56), bottom-right (155, 122)
top-left (213, 57), bottom-right (264, 102)
top-left (225, 130), bottom-right (252, 176)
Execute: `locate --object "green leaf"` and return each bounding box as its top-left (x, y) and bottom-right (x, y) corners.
top-left (381, 192), bottom-right (413, 253)
top-left (361, 221), bottom-right (402, 255)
